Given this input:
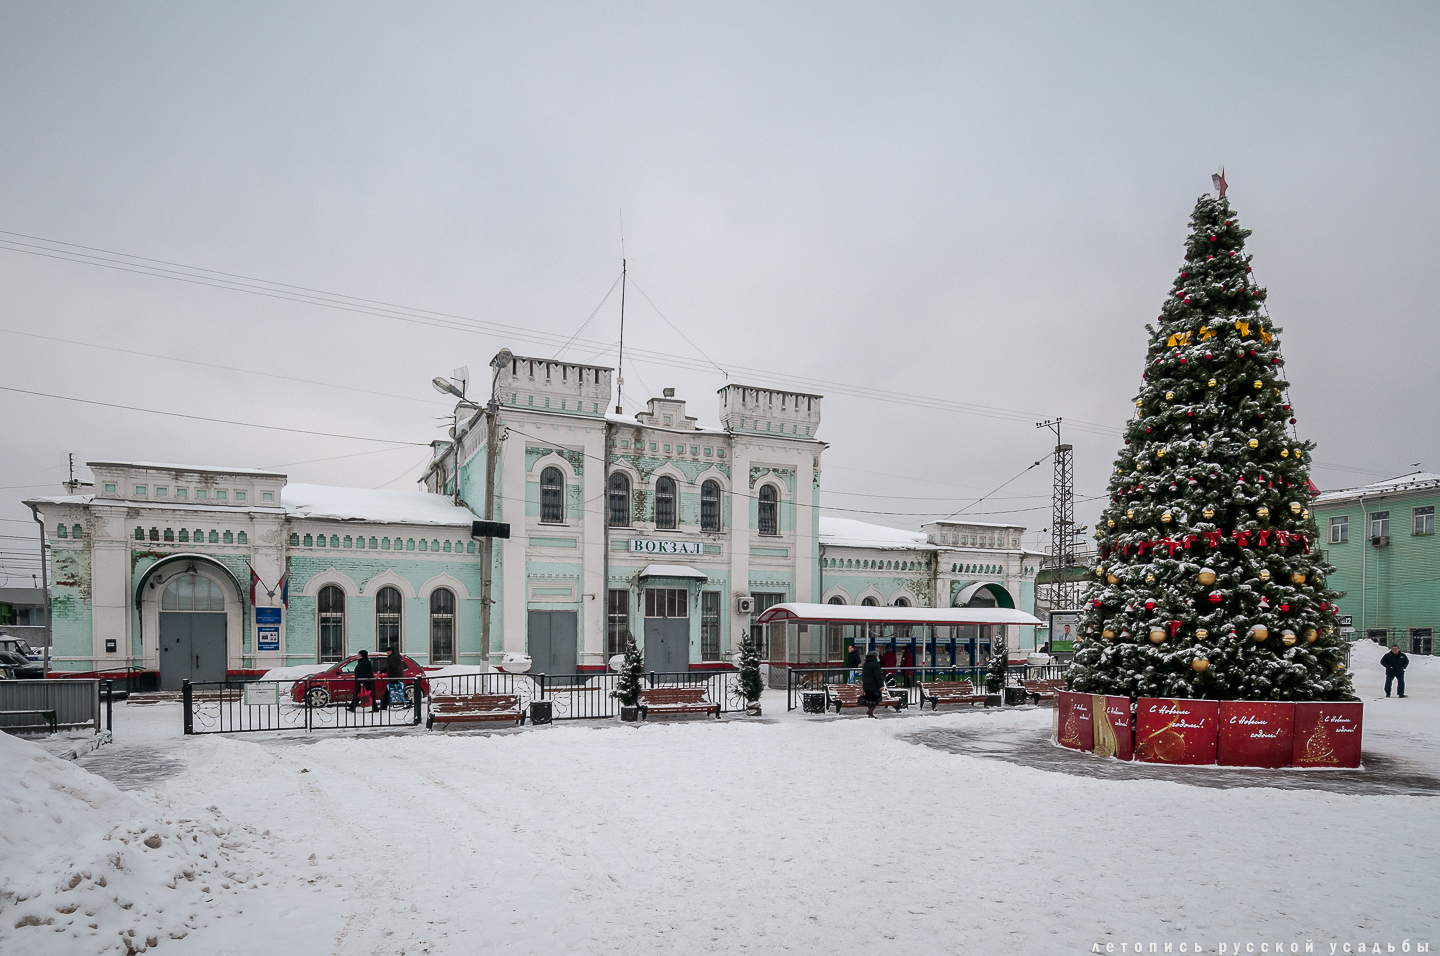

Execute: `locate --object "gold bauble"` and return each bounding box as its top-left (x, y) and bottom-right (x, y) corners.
top-left (1252, 626), bottom-right (1269, 642)
top-left (1157, 449), bottom-right (1165, 458)
top-left (1257, 506), bottom-right (1269, 518)
top-left (1258, 569), bottom-right (1271, 582)
top-left (1281, 630), bottom-right (1297, 646)
top-left (1161, 511), bottom-right (1173, 523)
top-left (1304, 629), bottom-right (1317, 643)
top-left (1191, 658), bottom-right (1210, 672)
top-left (1095, 565), bottom-right (1105, 577)
top-left (1280, 449), bottom-right (1290, 458)
top-left (1293, 449), bottom-right (1302, 459)
top-left (1145, 573), bottom-right (1156, 584)
top-left (1291, 572), bottom-right (1307, 585)
top-left (1289, 501), bottom-right (1302, 513)
top-left (1202, 506), bottom-right (1216, 519)
top-left (1302, 509), bottom-right (1310, 519)
top-left (1197, 568), bottom-right (1217, 586)
top-left (1102, 629), bottom-right (1115, 641)
top-left (1136, 399), bottom-right (1144, 408)
top-left (1165, 391), bottom-right (1175, 401)
top-left (1107, 518), bottom-right (1115, 528)
top-left (1335, 663), bottom-right (1346, 672)
top-left (1248, 439), bottom-right (1259, 449)
top-left (1253, 380), bottom-right (1263, 389)
top-left (1126, 509), bottom-right (1134, 519)
top-left (1106, 573), bottom-right (1118, 585)
top-left (1149, 628), bottom-right (1167, 644)
top-left (1195, 628), bottom-right (1209, 641)
top-left (1207, 378), bottom-right (1217, 387)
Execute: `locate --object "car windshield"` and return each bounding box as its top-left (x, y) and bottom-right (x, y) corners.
top-left (338, 659), bottom-right (358, 674)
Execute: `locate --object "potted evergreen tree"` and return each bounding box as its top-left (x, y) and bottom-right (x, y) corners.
top-left (611, 635), bottom-right (643, 722)
top-left (737, 632), bottom-right (764, 716)
top-left (985, 633), bottom-right (1010, 706)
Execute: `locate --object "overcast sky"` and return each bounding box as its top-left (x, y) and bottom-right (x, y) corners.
top-left (2, 2), bottom-right (1437, 582)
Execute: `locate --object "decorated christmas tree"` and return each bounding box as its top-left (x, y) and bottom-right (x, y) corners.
top-left (736, 632), bottom-right (764, 706)
top-left (611, 635), bottom-right (644, 708)
top-left (1068, 183), bottom-right (1352, 702)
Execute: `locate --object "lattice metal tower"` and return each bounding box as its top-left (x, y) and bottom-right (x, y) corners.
top-left (1037, 420), bottom-right (1078, 612)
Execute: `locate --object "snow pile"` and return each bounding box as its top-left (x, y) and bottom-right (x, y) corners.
top-left (0, 732), bottom-right (274, 955)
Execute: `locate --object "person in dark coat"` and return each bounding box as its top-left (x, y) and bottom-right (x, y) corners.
top-left (900, 646), bottom-right (915, 687)
top-left (350, 649), bottom-right (379, 712)
top-left (861, 652), bottom-right (886, 718)
top-left (385, 648), bottom-right (405, 706)
top-left (846, 644), bottom-right (862, 683)
top-left (880, 646), bottom-right (898, 680)
top-left (1381, 645), bottom-right (1409, 698)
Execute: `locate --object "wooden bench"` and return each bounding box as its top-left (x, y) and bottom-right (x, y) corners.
top-left (824, 684), bottom-right (906, 714)
top-left (638, 687), bottom-right (720, 720)
top-left (0, 709), bottom-right (59, 733)
top-left (426, 694), bottom-right (524, 730)
top-left (1022, 679), bottom-right (1067, 705)
top-left (918, 681), bottom-right (990, 710)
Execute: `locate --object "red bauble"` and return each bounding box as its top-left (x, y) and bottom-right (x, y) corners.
top-left (1145, 599), bottom-right (1156, 610)
top-left (1283, 404), bottom-right (1290, 410)
top-left (1204, 352), bottom-right (1212, 359)
top-left (1272, 358), bottom-right (1280, 364)
top-left (1290, 418), bottom-right (1297, 425)
top-left (1210, 235), bottom-right (1217, 242)
top-left (1249, 350), bottom-right (1256, 356)
top-left (1180, 358), bottom-right (1187, 364)
top-left (1279, 603), bottom-right (1291, 613)
top-left (1209, 592), bottom-right (1223, 604)
top-left (1187, 411), bottom-right (1193, 417)
top-left (1184, 297), bottom-right (1192, 304)
top-left (1146, 427), bottom-right (1152, 433)
top-left (1124, 439), bottom-right (1130, 444)
top-left (1093, 599), bottom-right (1102, 608)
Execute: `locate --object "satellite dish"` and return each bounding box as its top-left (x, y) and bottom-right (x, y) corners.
top-left (453, 366), bottom-right (470, 391)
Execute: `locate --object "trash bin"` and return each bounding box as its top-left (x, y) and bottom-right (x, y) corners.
top-left (529, 701), bottom-right (553, 725)
top-left (1003, 687), bottom-right (1028, 706)
top-left (802, 691), bottom-right (826, 714)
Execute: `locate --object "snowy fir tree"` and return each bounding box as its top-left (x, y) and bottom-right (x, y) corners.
top-left (986, 633), bottom-right (1009, 693)
top-left (1067, 190), bottom-right (1352, 703)
top-left (736, 632), bottom-right (764, 705)
top-left (611, 635), bottom-right (644, 707)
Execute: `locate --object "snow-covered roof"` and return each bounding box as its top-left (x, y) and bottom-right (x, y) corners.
top-left (282, 483), bottom-right (478, 526)
top-left (86, 461), bottom-right (286, 478)
top-left (1313, 472), bottom-right (1440, 506)
top-left (638, 564), bottom-right (708, 579)
top-left (819, 516), bottom-right (931, 550)
top-left (755, 602), bottom-right (1042, 627)
top-left (23, 495), bottom-right (94, 506)
top-left (927, 518), bottom-right (1026, 530)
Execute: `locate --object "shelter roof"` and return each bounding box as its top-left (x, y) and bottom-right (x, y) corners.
top-left (638, 565), bottom-right (708, 579)
top-left (754, 602), bottom-right (1042, 627)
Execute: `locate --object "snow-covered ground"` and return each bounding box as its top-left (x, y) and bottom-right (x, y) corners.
top-left (3, 641), bottom-right (1436, 955)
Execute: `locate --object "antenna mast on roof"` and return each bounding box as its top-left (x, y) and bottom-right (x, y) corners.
top-left (63, 453), bottom-right (78, 495)
top-left (615, 210), bottom-right (626, 415)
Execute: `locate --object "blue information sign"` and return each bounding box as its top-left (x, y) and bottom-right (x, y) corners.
top-left (256, 607), bottom-right (282, 625)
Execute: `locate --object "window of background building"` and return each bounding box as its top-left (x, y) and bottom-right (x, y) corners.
top-left (430, 588), bottom-right (455, 664)
top-left (758, 484), bottom-right (778, 536)
top-left (655, 476), bottom-right (677, 530)
top-left (701, 591), bottom-right (721, 661)
top-left (1414, 506), bottom-right (1434, 536)
top-left (749, 592), bottom-right (785, 659)
top-left (318, 585), bottom-right (345, 663)
top-left (540, 467), bottom-right (565, 523)
top-left (701, 480), bottom-right (721, 531)
top-left (1330, 515), bottom-right (1348, 544)
top-left (606, 589), bottom-right (630, 658)
top-left (376, 586), bottom-right (402, 653)
top-left (608, 473), bottom-right (630, 527)
top-left (1371, 511), bottom-right (1390, 539)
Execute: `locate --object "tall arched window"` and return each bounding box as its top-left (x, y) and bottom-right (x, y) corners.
top-left (161, 574), bottom-right (226, 611)
top-left (608, 472), bottom-right (631, 527)
top-left (375, 586), bottom-right (402, 654)
top-left (701, 480), bottom-right (721, 532)
top-left (655, 476), bottom-right (677, 530)
top-left (826, 595), bottom-right (845, 660)
top-left (540, 467), bottom-right (565, 523)
top-left (318, 585), bottom-right (345, 663)
top-left (430, 588), bottom-right (455, 664)
top-left (758, 484), bottom-right (779, 536)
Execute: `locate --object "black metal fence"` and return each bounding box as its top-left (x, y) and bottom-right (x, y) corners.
top-left (183, 669), bottom-right (747, 734)
top-left (0, 678), bottom-right (117, 734)
top-left (785, 663), bottom-right (1071, 712)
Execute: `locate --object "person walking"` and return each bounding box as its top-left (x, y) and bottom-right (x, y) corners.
top-left (900, 645), bottom-right (915, 688)
top-left (350, 649), bottom-right (378, 712)
top-left (861, 651), bottom-right (886, 718)
top-left (1380, 644), bottom-right (1409, 698)
top-left (385, 647), bottom-right (405, 707)
top-left (845, 643), bottom-right (862, 684)
top-left (880, 645), bottom-right (898, 682)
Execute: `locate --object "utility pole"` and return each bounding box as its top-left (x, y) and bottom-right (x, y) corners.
top-left (479, 351), bottom-right (511, 667)
top-left (614, 257), bottom-right (627, 415)
top-left (1037, 419), bottom-right (1077, 612)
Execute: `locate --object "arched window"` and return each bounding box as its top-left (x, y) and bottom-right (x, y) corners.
top-left (827, 596), bottom-right (845, 605)
top-left (376, 586), bottom-right (402, 653)
top-left (701, 480), bottom-right (722, 532)
top-left (859, 596), bottom-right (879, 644)
top-left (894, 597), bottom-right (910, 607)
top-left (861, 597), bottom-right (878, 607)
top-left (758, 484), bottom-right (778, 536)
top-left (318, 585), bottom-right (345, 662)
top-left (540, 467), bottom-right (565, 523)
top-left (161, 574), bottom-right (226, 611)
top-left (430, 588), bottom-right (455, 664)
top-left (655, 476), bottom-right (677, 530)
top-left (608, 472), bottom-right (631, 527)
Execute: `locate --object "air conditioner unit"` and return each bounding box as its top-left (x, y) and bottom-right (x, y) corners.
top-left (735, 595), bottom-right (755, 615)
top-left (1371, 535), bottom-right (1390, 548)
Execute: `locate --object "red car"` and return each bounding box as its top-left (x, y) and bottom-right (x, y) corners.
top-left (290, 653), bottom-right (431, 707)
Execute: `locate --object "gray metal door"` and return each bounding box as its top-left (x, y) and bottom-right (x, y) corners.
top-left (644, 618), bottom-right (690, 675)
top-left (527, 610), bottom-right (578, 677)
top-left (160, 612), bottom-right (228, 690)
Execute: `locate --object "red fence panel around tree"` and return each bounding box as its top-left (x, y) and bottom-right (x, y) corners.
top-left (1055, 692), bottom-right (1094, 752)
top-left (1135, 698), bottom-right (1219, 765)
top-left (1292, 701), bottom-right (1364, 769)
top-left (1097, 695), bottom-right (1134, 761)
top-left (1217, 700), bottom-right (1296, 768)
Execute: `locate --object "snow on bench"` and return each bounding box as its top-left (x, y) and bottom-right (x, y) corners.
top-left (426, 693), bottom-right (525, 730)
top-left (637, 687), bottom-right (720, 720)
top-left (823, 683), bottom-right (905, 714)
top-left (1022, 679), bottom-right (1067, 705)
top-left (918, 681), bottom-right (990, 710)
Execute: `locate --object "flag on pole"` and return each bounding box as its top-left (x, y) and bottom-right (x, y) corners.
top-left (249, 566), bottom-right (260, 606)
top-left (280, 571), bottom-right (290, 608)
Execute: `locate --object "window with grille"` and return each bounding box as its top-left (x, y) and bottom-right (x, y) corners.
top-left (701, 480), bottom-right (721, 531)
top-left (430, 588), bottom-right (455, 664)
top-left (318, 585), bottom-right (346, 662)
top-left (701, 591), bottom-right (721, 661)
top-left (540, 467), bottom-right (565, 523)
top-left (607, 589), bottom-right (630, 658)
top-left (1371, 512), bottom-right (1390, 538)
top-left (1330, 515), bottom-right (1348, 544)
top-left (758, 484), bottom-right (778, 536)
top-left (1411, 628), bottom-right (1433, 655)
top-left (655, 476), bottom-right (677, 530)
top-left (376, 586), bottom-right (402, 653)
top-left (608, 473), bottom-right (630, 527)
top-left (1414, 506), bottom-right (1434, 536)
top-left (644, 588), bottom-right (687, 618)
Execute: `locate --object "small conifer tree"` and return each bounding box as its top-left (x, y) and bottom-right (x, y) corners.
top-left (986, 633), bottom-right (1009, 693)
top-left (611, 634), bottom-right (644, 708)
top-left (737, 633), bottom-right (764, 705)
